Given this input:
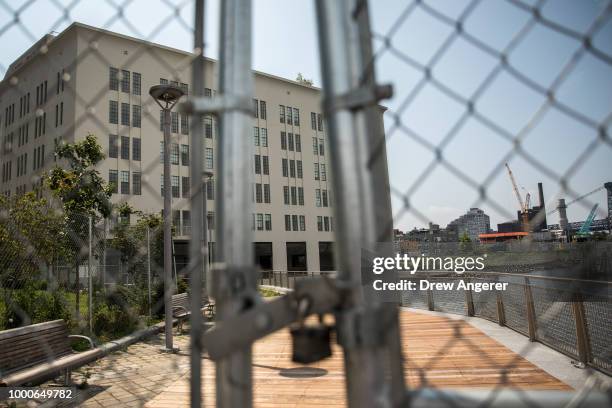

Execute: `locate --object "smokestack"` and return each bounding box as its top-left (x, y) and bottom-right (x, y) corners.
top-left (538, 182), bottom-right (547, 229)
top-left (558, 199), bottom-right (568, 232)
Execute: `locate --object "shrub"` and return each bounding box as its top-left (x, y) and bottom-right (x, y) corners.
top-left (92, 302), bottom-right (138, 341)
top-left (0, 287), bottom-right (71, 329)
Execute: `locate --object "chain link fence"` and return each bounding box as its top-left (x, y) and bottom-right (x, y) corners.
top-left (0, 0), bottom-right (611, 407)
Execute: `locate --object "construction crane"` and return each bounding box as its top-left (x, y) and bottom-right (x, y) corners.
top-left (574, 203), bottom-right (599, 240)
top-left (547, 186), bottom-right (605, 215)
top-left (505, 163), bottom-right (530, 231)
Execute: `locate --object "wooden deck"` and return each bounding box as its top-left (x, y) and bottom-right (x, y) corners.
top-left (146, 310), bottom-right (570, 407)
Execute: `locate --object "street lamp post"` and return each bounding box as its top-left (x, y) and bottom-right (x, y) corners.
top-left (150, 84), bottom-right (184, 352)
top-left (202, 171), bottom-right (214, 296)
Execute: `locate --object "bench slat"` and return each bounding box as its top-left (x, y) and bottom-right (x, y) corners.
top-left (0, 320), bottom-right (72, 376)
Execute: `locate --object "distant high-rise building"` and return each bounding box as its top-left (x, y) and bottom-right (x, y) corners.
top-left (447, 208), bottom-right (490, 241)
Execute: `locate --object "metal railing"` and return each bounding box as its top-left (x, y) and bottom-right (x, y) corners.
top-left (399, 272), bottom-right (612, 376)
top-left (265, 269), bottom-right (611, 376)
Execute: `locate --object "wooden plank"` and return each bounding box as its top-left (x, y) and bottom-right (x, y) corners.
top-left (145, 310), bottom-right (570, 408)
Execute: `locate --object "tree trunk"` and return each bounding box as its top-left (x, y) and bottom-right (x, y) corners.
top-left (75, 262), bottom-right (80, 322)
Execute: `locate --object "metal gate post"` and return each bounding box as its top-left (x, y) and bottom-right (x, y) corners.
top-left (189, 1), bottom-right (206, 407)
top-left (315, 0), bottom-right (405, 406)
top-left (215, 0), bottom-right (256, 406)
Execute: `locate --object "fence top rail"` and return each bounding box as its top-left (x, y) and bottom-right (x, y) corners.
top-left (399, 271), bottom-right (611, 285)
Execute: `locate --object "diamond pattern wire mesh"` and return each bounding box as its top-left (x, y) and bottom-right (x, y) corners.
top-left (0, 0), bottom-right (611, 406)
top-left (367, 0), bottom-right (612, 403)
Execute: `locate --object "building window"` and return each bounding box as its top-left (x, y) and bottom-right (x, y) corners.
top-left (181, 144), bottom-right (189, 166)
top-left (295, 134), bottom-right (301, 152)
top-left (317, 113), bottom-right (323, 131)
top-left (109, 67), bottom-right (119, 90)
top-left (121, 136), bottom-right (130, 160)
top-left (171, 143), bottom-right (179, 165)
top-left (160, 110), bottom-right (165, 131)
top-left (204, 88), bottom-right (212, 97)
top-left (132, 105), bottom-right (141, 128)
top-left (121, 103), bottom-right (130, 126)
top-left (109, 134), bottom-right (118, 158)
top-left (120, 170), bottom-right (130, 194)
top-left (260, 128), bottom-right (268, 147)
top-left (287, 107), bottom-right (293, 125)
top-left (132, 72), bottom-right (141, 95)
top-left (172, 175), bottom-right (180, 198)
top-left (182, 176), bottom-right (190, 198)
top-left (299, 215), bottom-right (306, 231)
top-left (121, 70), bottom-right (130, 93)
top-left (289, 160), bottom-right (296, 178)
top-left (291, 186), bottom-right (297, 205)
top-left (292, 214), bottom-right (298, 231)
top-left (183, 210), bottom-right (191, 235)
top-left (280, 131), bottom-right (287, 150)
top-left (206, 181), bottom-right (214, 200)
top-left (315, 189), bottom-right (321, 207)
top-left (279, 105), bottom-right (285, 123)
top-left (319, 139), bottom-right (325, 155)
top-left (311, 112), bottom-right (316, 130)
top-left (160, 141), bottom-right (164, 163)
top-left (264, 184), bottom-right (271, 203)
top-left (298, 187), bottom-right (304, 206)
top-left (171, 111), bottom-right (179, 133)
top-left (161, 175), bottom-right (164, 196)
top-left (288, 133), bottom-right (294, 151)
top-left (253, 99), bottom-right (259, 118)
top-left (285, 215), bottom-right (291, 231)
top-left (260, 101), bottom-right (267, 120)
top-left (282, 158), bottom-right (288, 177)
top-left (256, 213), bottom-right (264, 231)
top-left (253, 127), bottom-right (260, 146)
top-left (205, 148), bottom-right (213, 169)
top-left (313, 137), bottom-right (318, 155)
top-left (283, 186), bottom-right (289, 205)
top-left (109, 170), bottom-right (118, 194)
top-left (320, 164), bottom-right (326, 181)
top-left (133, 172), bottom-right (141, 195)
top-left (262, 156), bottom-right (269, 175)
top-left (265, 214), bottom-right (272, 230)
top-left (314, 163), bottom-right (319, 180)
top-left (180, 83), bottom-right (189, 95)
top-left (254, 154), bottom-right (261, 174)
top-left (322, 190), bottom-right (329, 207)
top-left (207, 211), bottom-right (215, 230)
top-left (294, 108), bottom-right (300, 126)
top-left (297, 160), bottom-right (303, 178)
top-left (133, 138), bottom-right (141, 161)
top-left (109, 101), bottom-right (118, 124)
top-left (255, 183), bottom-right (262, 203)
top-left (181, 114), bottom-right (189, 135)
top-left (324, 216), bottom-right (330, 231)
top-left (317, 216), bottom-right (323, 231)
top-left (204, 116), bottom-right (213, 138)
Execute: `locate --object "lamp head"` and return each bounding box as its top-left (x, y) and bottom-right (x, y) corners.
top-left (149, 84), bottom-right (184, 105)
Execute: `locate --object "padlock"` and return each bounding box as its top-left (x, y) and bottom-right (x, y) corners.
top-left (290, 323), bottom-right (332, 364)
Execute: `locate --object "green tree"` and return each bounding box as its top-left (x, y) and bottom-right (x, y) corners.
top-left (459, 232), bottom-right (471, 243)
top-left (46, 134), bottom-right (112, 321)
top-left (0, 191), bottom-right (68, 289)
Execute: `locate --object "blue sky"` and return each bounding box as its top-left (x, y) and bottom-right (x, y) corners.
top-left (1, 0), bottom-right (610, 231)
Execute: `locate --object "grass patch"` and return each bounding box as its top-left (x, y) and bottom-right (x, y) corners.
top-left (259, 287), bottom-right (282, 297)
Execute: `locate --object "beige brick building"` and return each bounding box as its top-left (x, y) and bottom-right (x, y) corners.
top-left (0, 22), bottom-right (336, 273)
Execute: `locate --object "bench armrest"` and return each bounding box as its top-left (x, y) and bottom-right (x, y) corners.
top-left (68, 335), bottom-right (95, 350)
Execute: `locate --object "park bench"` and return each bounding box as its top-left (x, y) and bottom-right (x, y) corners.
top-left (0, 320), bottom-right (95, 386)
top-left (171, 293), bottom-right (215, 332)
